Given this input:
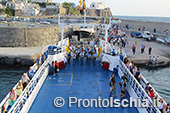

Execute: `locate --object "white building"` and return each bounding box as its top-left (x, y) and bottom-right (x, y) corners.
top-left (89, 2), bottom-right (108, 9)
top-left (31, 0), bottom-right (52, 3)
top-left (23, 3), bottom-right (40, 16)
top-left (15, 2), bottom-right (24, 10)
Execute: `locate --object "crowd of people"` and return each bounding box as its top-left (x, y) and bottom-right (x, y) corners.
top-left (108, 24), bottom-right (129, 48)
top-left (8, 53), bottom-right (47, 107)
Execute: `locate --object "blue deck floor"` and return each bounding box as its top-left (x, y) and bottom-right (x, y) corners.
top-left (29, 60), bottom-right (139, 113)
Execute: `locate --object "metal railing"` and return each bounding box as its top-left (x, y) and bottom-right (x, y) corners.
top-left (0, 63), bottom-right (38, 113)
top-left (8, 60), bottom-right (49, 113)
top-left (118, 59), bottom-right (161, 113)
top-left (99, 39), bottom-right (127, 58)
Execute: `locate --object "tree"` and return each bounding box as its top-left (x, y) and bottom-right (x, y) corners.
top-left (5, 8), bottom-right (15, 16)
top-left (62, 2), bottom-right (79, 15)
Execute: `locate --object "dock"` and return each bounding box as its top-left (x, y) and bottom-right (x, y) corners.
top-left (0, 47), bottom-right (43, 66)
top-left (122, 35), bottom-right (170, 65)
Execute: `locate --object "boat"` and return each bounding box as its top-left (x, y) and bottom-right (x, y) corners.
top-left (0, 17), bottom-right (167, 113)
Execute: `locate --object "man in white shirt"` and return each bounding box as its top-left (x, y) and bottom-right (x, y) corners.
top-left (21, 73), bottom-right (30, 89)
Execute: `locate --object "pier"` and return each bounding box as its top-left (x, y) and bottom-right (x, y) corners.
top-left (122, 34), bottom-right (170, 65)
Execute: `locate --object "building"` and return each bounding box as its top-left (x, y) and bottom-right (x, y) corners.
top-left (23, 3), bottom-right (40, 16)
top-left (89, 2), bottom-right (108, 9)
top-left (86, 2), bottom-right (112, 17)
top-left (15, 2), bottom-right (25, 16)
top-left (6, 1), bottom-right (15, 9)
top-left (46, 3), bottom-right (66, 15)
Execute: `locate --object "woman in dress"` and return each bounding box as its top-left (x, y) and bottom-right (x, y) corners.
top-left (16, 80), bottom-right (23, 97)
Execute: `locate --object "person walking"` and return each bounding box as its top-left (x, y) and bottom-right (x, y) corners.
top-left (132, 45), bottom-right (136, 55)
top-left (148, 47), bottom-right (152, 55)
top-left (141, 45), bottom-right (145, 54)
top-left (80, 51), bottom-right (84, 65)
top-left (110, 74), bottom-right (117, 97)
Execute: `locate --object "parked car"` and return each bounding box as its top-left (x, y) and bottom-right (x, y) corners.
top-left (165, 37), bottom-right (170, 45)
top-left (131, 31), bottom-right (142, 38)
top-left (142, 31), bottom-right (154, 41)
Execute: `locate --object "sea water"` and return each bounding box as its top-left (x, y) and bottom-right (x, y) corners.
top-left (114, 15), bottom-right (170, 23)
top-left (0, 66), bottom-right (28, 102)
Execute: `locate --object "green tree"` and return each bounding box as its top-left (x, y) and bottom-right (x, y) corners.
top-left (62, 2), bottom-right (79, 15)
top-left (5, 8), bottom-right (15, 16)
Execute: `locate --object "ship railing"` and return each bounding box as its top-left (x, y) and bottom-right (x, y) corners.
top-left (118, 59), bottom-right (162, 113)
top-left (138, 72), bottom-right (167, 106)
top-left (99, 39), bottom-right (127, 58)
top-left (8, 59), bottom-right (49, 113)
top-left (0, 62), bottom-right (38, 113)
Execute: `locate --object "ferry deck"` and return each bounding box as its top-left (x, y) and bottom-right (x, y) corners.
top-left (29, 60), bottom-right (139, 113)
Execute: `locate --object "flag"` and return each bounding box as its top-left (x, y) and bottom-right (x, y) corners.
top-left (83, 0), bottom-right (86, 12)
top-left (80, 0), bottom-right (83, 6)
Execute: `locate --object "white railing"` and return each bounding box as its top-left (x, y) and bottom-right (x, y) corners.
top-left (0, 63), bottom-right (38, 113)
top-left (118, 59), bottom-right (161, 113)
top-left (8, 60), bottom-right (49, 113)
top-left (99, 39), bottom-right (127, 58)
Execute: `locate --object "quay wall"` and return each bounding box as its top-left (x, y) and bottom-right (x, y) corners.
top-left (0, 25), bottom-right (72, 47)
top-left (120, 19), bottom-right (170, 36)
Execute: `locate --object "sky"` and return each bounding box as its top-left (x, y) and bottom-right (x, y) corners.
top-left (53, 0), bottom-right (170, 17)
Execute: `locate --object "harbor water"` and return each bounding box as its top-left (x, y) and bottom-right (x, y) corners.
top-left (0, 66), bottom-right (28, 102)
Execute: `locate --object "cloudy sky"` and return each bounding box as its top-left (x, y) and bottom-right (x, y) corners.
top-left (53, 0), bottom-right (170, 17)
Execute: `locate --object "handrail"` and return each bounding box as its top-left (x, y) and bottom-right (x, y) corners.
top-left (0, 63), bottom-right (38, 113)
top-left (139, 72), bottom-right (167, 106)
top-left (8, 60), bottom-right (49, 113)
top-left (118, 59), bottom-right (161, 113)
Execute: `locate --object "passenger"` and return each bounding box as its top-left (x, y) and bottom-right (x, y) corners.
top-left (16, 80), bottom-right (23, 97)
top-left (156, 56), bottom-right (159, 64)
top-left (41, 53), bottom-right (45, 64)
top-left (9, 88), bottom-right (16, 107)
top-left (35, 56), bottom-right (40, 68)
top-left (163, 104), bottom-right (170, 113)
top-left (87, 52), bottom-right (91, 64)
top-left (133, 66), bottom-right (137, 76)
top-left (152, 56), bottom-right (156, 65)
top-left (110, 74), bottom-right (117, 97)
top-left (148, 56), bottom-right (152, 65)
top-left (149, 87), bottom-right (155, 100)
top-left (130, 62), bottom-right (135, 74)
top-left (64, 55), bottom-right (67, 68)
top-left (79, 51), bottom-right (84, 65)
top-left (21, 73), bottom-right (30, 89)
top-left (124, 57), bottom-right (129, 64)
top-left (158, 98), bottom-right (165, 113)
top-left (28, 67), bottom-right (34, 79)
top-left (72, 53), bottom-right (76, 65)
top-left (135, 68), bottom-right (140, 82)
top-left (93, 51), bottom-right (97, 64)
top-left (125, 62), bottom-right (130, 69)
top-left (145, 83), bottom-right (151, 94)
top-left (148, 47), bottom-right (152, 55)
top-left (141, 45), bottom-right (145, 54)
top-left (132, 45), bottom-right (136, 55)
top-left (67, 51), bottom-right (71, 64)
top-left (120, 76), bottom-right (126, 98)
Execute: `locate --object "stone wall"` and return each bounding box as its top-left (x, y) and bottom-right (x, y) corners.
top-left (0, 25), bottom-right (72, 47)
top-left (120, 19), bottom-right (170, 36)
